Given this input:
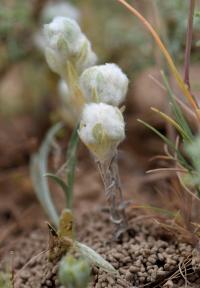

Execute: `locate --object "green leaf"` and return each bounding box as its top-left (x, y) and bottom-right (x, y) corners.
top-left (76, 242), bottom-right (116, 274)
top-left (45, 173), bottom-right (69, 197)
top-left (151, 107), bottom-right (191, 142)
top-left (161, 71), bottom-right (194, 142)
top-left (65, 124), bottom-right (79, 209)
top-left (138, 119), bottom-right (192, 170)
top-left (30, 123), bottom-right (63, 227)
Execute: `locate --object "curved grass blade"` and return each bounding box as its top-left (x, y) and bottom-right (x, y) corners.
top-left (45, 173), bottom-right (69, 198)
top-left (161, 71), bottom-right (194, 142)
top-left (30, 123), bottom-right (63, 226)
top-left (117, 0), bottom-right (200, 120)
top-left (138, 119), bottom-right (192, 170)
top-left (151, 107), bottom-right (192, 142)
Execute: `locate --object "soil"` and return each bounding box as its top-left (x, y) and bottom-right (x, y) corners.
top-left (1, 205), bottom-right (200, 288)
top-left (0, 153), bottom-right (199, 288)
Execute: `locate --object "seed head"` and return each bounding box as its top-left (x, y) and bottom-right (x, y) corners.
top-left (79, 103), bottom-right (125, 161)
top-left (44, 17), bottom-right (97, 77)
top-left (79, 63), bottom-right (128, 106)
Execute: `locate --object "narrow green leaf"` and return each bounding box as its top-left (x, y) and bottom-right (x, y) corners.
top-left (45, 173), bottom-right (69, 197)
top-left (65, 124), bottom-right (79, 209)
top-left (161, 71), bottom-right (194, 142)
top-left (138, 119), bottom-right (192, 170)
top-left (30, 123), bottom-right (63, 227)
top-left (76, 242), bottom-right (116, 274)
top-left (151, 107), bottom-right (191, 142)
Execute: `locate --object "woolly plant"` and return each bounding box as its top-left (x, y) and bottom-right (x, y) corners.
top-left (31, 16), bottom-right (123, 286)
top-left (42, 16), bottom-right (129, 235)
top-left (78, 62), bottom-right (129, 236)
top-left (31, 14), bottom-right (131, 287)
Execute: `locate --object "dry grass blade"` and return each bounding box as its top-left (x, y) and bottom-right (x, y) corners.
top-left (151, 107), bottom-right (191, 142)
top-left (148, 73), bottom-right (196, 121)
top-left (14, 250), bottom-right (49, 281)
top-left (177, 172), bottom-right (200, 202)
top-left (178, 260), bottom-right (190, 287)
top-left (149, 155), bottom-right (175, 162)
top-left (117, 0), bottom-right (200, 120)
top-left (146, 167), bottom-right (188, 174)
top-left (142, 256), bottom-right (194, 287)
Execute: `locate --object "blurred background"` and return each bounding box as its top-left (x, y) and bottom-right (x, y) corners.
top-left (0, 0), bottom-right (200, 236)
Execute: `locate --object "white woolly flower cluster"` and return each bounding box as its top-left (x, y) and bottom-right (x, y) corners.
top-left (79, 103), bottom-right (125, 161)
top-left (43, 16), bottom-right (128, 160)
top-left (44, 17), bottom-right (97, 77)
top-left (78, 63), bottom-right (128, 160)
top-left (41, 2), bottom-right (80, 24)
top-left (79, 64), bottom-right (129, 106)
top-left (34, 2), bottom-right (80, 52)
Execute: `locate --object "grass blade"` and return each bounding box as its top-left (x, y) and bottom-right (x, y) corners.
top-left (138, 119), bottom-right (191, 170)
top-left (45, 173), bottom-right (69, 198)
top-left (151, 107), bottom-right (192, 142)
top-left (65, 125), bottom-right (79, 209)
top-left (161, 71), bottom-right (194, 142)
top-left (117, 0), bottom-right (200, 120)
top-left (30, 123), bottom-right (63, 226)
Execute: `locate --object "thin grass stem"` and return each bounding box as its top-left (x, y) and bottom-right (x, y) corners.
top-left (184, 0), bottom-right (196, 89)
top-left (117, 0), bottom-right (200, 120)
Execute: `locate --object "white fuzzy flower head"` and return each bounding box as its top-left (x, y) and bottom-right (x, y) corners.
top-left (34, 3), bottom-right (80, 52)
top-left (41, 2), bottom-right (80, 24)
top-left (44, 17), bottom-right (97, 77)
top-left (79, 103), bottom-right (125, 161)
top-left (79, 63), bottom-right (129, 106)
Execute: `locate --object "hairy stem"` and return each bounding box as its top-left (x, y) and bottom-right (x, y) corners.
top-left (184, 0), bottom-right (196, 90)
top-left (97, 152), bottom-right (127, 237)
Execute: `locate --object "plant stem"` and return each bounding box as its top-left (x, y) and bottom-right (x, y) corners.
top-left (184, 0), bottom-right (196, 90)
top-left (97, 151), bottom-right (127, 237)
top-left (66, 125), bottom-right (79, 209)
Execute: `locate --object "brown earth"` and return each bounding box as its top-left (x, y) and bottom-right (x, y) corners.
top-left (1, 155), bottom-right (200, 288)
top-left (1, 204), bottom-right (200, 288)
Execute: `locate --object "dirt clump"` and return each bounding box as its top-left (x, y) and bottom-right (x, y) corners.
top-left (2, 208), bottom-right (200, 288)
